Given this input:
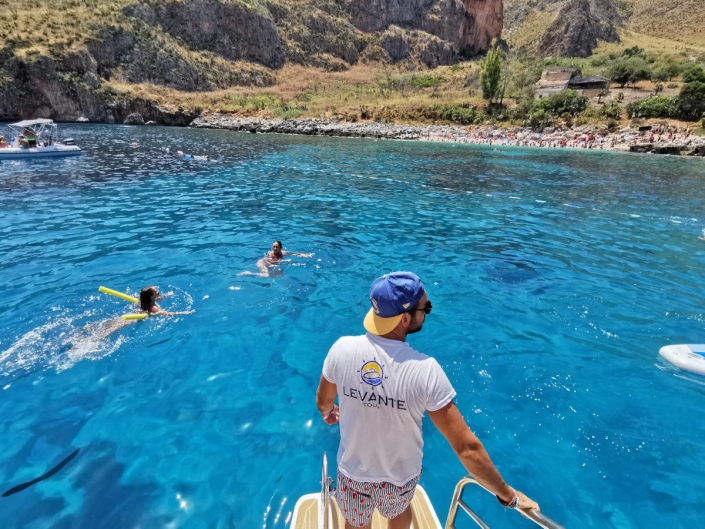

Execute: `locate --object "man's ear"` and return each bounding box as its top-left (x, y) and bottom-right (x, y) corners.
top-left (399, 312), bottom-right (411, 329)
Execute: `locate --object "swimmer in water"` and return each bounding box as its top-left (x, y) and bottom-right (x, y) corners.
top-left (700, 228), bottom-right (705, 241)
top-left (238, 240), bottom-right (313, 277)
top-left (135, 286), bottom-right (195, 317)
top-left (78, 286), bottom-right (194, 344)
top-left (177, 150), bottom-right (208, 160)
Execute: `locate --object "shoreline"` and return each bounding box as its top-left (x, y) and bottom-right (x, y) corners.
top-left (190, 116), bottom-right (705, 157)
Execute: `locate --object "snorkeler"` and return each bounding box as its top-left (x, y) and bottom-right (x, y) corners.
top-left (238, 240), bottom-right (313, 277)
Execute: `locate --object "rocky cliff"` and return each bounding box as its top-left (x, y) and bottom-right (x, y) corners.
top-left (505, 0), bottom-right (621, 57)
top-left (537, 0), bottom-right (619, 57)
top-left (0, 45), bottom-right (200, 124)
top-left (0, 0), bottom-right (504, 122)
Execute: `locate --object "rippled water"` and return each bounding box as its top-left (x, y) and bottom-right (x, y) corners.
top-left (1, 124), bottom-right (704, 528)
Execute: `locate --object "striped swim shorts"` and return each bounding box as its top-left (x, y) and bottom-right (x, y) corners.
top-left (334, 470), bottom-right (420, 527)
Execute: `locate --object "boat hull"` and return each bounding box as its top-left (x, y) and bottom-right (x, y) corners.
top-left (0, 146), bottom-right (82, 160)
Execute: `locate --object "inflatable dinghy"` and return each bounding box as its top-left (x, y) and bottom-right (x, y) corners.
top-left (659, 344), bottom-right (705, 376)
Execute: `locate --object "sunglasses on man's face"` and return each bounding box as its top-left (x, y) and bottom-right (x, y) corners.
top-left (408, 300), bottom-right (432, 315)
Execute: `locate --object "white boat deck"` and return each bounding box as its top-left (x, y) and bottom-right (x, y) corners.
top-left (293, 486), bottom-right (441, 529)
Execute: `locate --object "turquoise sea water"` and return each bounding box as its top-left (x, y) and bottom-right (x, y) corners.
top-left (1, 124), bottom-right (704, 529)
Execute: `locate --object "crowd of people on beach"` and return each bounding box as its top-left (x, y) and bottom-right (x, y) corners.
top-left (420, 124), bottom-right (699, 152)
top-left (643, 125), bottom-right (695, 145)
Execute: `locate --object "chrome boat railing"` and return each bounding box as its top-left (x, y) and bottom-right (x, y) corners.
top-left (445, 477), bottom-right (565, 529)
top-left (321, 452), bottom-right (333, 529)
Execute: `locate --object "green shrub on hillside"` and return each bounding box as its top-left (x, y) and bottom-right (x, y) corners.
top-left (410, 75), bottom-right (444, 88)
top-left (606, 57), bottom-right (652, 88)
top-left (682, 66), bottom-right (705, 83)
top-left (274, 107), bottom-right (304, 120)
top-left (509, 97), bottom-right (533, 120)
top-left (651, 63), bottom-right (682, 82)
top-left (532, 89), bottom-right (588, 117)
top-left (622, 46), bottom-right (645, 58)
top-left (420, 104), bottom-right (479, 124)
top-left (527, 108), bottom-right (554, 130)
top-left (677, 82), bottom-right (705, 121)
top-left (598, 101), bottom-right (622, 120)
top-left (626, 96), bottom-right (677, 119)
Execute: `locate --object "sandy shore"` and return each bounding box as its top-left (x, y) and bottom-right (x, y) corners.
top-left (190, 116), bottom-right (705, 157)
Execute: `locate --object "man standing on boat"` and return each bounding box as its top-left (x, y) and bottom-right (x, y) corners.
top-left (316, 271), bottom-right (539, 529)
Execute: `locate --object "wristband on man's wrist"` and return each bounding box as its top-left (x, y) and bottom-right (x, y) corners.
top-left (497, 489), bottom-right (519, 509)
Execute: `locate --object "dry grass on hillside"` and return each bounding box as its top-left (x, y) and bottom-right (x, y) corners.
top-left (594, 30), bottom-right (705, 61)
top-left (108, 63), bottom-right (486, 119)
top-left (503, 7), bottom-right (561, 51)
top-left (503, 0), bottom-right (705, 55)
top-left (623, 0), bottom-right (705, 47)
top-left (0, 0), bottom-right (132, 53)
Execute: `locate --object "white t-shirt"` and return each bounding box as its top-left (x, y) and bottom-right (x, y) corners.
top-left (322, 333), bottom-right (456, 486)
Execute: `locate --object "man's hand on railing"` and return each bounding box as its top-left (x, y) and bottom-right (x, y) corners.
top-left (516, 490), bottom-right (539, 510)
top-left (497, 488), bottom-right (539, 510)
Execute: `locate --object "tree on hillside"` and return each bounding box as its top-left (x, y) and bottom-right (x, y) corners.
top-left (532, 89), bottom-right (588, 117)
top-left (622, 46), bottom-right (645, 58)
top-left (480, 39), bottom-right (503, 104)
top-left (652, 63), bottom-right (682, 83)
top-left (677, 82), bottom-right (705, 121)
top-left (682, 66), bottom-right (705, 83)
top-left (606, 57), bottom-right (652, 88)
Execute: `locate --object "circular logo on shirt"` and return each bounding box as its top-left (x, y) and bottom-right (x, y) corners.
top-left (360, 361), bottom-right (384, 386)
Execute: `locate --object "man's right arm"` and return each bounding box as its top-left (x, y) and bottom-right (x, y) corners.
top-left (316, 375), bottom-right (339, 424)
top-left (427, 401), bottom-right (539, 510)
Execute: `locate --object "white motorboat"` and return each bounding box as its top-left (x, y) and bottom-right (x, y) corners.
top-left (0, 119), bottom-right (81, 160)
top-left (292, 454), bottom-right (565, 529)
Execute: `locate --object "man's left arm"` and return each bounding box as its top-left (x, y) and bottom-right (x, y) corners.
top-left (316, 375), bottom-right (339, 424)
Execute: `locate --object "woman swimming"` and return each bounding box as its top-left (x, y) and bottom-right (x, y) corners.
top-left (137, 286), bottom-right (194, 316)
top-left (238, 241), bottom-right (313, 277)
top-left (79, 286), bottom-right (194, 345)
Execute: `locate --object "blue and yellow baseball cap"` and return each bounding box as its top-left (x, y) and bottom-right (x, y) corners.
top-left (364, 272), bottom-right (425, 335)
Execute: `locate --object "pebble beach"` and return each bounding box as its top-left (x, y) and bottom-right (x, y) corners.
top-left (190, 116), bottom-right (705, 157)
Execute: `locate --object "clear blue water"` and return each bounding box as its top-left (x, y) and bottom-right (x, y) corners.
top-left (1, 124), bottom-right (704, 529)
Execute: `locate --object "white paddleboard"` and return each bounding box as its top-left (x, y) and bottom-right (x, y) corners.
top-left (659, 344), bottom-right (705, 375)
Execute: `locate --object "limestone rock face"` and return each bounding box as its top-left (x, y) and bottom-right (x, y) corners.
top-left (86, 26), bottom-right (275, 92)
top-left (461, 0), bottom-right (504, 56)
top-left (378, 26), bottom-right (456, 67)
top-left (124, 112), bottom-right (145, 125)
top-left (538, 0), bottom-right (596, 58)
top-left (1, 0), bottom-right (508, 122)
top-left (338, 0), bottom-right (502, 58)
top-left (508, 0), bottom-right (621, 57)
top-left (380, 26), bottom-right (412, 62)
top-left (538, 0), bottom-right (619, 58)
top-left (0, 51), bottom-right (202, 124)
top-left (123, 0), bottom-right (285, 69)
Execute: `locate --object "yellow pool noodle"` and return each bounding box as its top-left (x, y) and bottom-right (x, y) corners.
top-left (121, 313), bottom-right (148, 320)
top-left (99, 286), bottom-right (138, 303)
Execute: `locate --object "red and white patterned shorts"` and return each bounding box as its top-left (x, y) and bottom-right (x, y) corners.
top-left (334, 470), bottom-right (420, 527)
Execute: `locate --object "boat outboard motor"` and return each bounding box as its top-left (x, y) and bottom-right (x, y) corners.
top-left (62, 138), bottom-right (76, 145)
